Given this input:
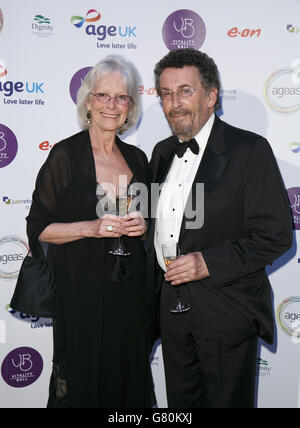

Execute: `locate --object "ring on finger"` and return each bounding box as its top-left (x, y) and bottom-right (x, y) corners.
top-left (106, 225), bottom-right (114, 232)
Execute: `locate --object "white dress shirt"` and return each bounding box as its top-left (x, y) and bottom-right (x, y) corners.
top-left (154, 113), bottom-right (215, 272)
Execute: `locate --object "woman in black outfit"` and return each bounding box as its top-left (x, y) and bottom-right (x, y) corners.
top-left (26, 55), bottom-right (153, 408)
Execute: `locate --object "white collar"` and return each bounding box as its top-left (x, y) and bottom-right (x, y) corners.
top-left (190, 112), bottom-right (215, 149)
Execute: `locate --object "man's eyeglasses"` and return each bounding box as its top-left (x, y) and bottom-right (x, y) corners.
top-left (90, 92), bottom-right (132, 105)
top-left (159, 86), bottom-right (202, 102)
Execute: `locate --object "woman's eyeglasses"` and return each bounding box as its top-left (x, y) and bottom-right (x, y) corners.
top-left (90, 92), bottom-right (132, 105)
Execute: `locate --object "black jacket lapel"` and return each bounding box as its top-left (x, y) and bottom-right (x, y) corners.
top-left (151, 135), bottom-right (178, 184)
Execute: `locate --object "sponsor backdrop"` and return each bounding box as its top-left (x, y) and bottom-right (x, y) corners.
top-left (0, 0), bottom-right (299, 408)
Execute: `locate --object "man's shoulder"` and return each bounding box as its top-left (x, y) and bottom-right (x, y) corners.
top-left (221, 118), bottom-right (266, 145)
top-left (152, 135), bottom-right (178, 157)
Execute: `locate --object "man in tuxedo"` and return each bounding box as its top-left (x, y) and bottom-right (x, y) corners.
top-left (148, 48), bottom-right (292, 408)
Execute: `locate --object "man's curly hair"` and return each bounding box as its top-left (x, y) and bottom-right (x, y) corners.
top-left (154, 48), bottom-right (221, 111)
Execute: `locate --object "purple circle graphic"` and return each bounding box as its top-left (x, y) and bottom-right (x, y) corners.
top-left (69, 67), bottom-right (92, 104)
top-left (0, 124), bottom-right (18, 168)
top-left (287, 187), bottom-right (300, 230)
top-left (162, 9), bottom-right (206, 51)
top-left (1, 347), bottom-right (43, 388)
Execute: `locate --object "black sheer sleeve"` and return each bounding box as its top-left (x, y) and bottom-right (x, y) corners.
top-left (26, 143), bottom-right (72, 249)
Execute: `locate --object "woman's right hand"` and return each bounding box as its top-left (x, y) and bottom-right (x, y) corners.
top-left (87, 214), bottom-right (126, 238)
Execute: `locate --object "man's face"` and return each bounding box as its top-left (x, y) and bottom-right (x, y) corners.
top-left (159, 65), bottom-right (217, 141)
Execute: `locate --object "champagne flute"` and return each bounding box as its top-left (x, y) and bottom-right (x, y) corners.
top-left (162, 243), bottom-right (191, 313)
top-left (108, 190), bottom-right (133, 257)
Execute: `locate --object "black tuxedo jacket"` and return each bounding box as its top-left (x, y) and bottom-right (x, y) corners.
top-left (146, 115), bottom-right (293, 348)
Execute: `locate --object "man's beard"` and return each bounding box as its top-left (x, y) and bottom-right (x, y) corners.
top-left (167, 108), bottom-right (193, 137)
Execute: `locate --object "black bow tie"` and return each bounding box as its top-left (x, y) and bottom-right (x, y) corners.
top-left (175, 138), bottom-right (199, 158)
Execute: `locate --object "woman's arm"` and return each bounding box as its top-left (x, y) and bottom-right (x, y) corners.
top-left (39, 215), bottom-right (126, 245)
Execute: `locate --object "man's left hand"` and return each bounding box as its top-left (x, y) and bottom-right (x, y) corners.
top-left (164, 252), bottom-right (210, 285)
top-left (123, 211), bottom-right (147, 237)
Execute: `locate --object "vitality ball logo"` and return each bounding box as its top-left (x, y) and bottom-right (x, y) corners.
top-left (287, 187), bottom-right (300, 230)
top-left (162, 9), bottom-right (206, 51)
top-left (69, 67), bottom-right (92, 104)
top-left (1, 347), bottom-right (43, 388)
top-left (0, 124), bottom-right (18, 169)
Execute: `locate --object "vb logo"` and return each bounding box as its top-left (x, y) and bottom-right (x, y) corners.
top-left (174, 17), bottom-right (195, 38)
top-left (12, 353), bottom-right (33, 372)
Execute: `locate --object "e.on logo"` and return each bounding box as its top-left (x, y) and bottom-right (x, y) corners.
top-left (39, 140), bottom-right (57, 151)
top-left (227, 27), bottom-right (261, 38)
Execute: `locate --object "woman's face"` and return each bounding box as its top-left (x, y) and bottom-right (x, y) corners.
top-left (87, 71), bottom-right (130, 135)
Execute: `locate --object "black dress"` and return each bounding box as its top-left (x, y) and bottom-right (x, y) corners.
top-left (26, 130), bottom-right (153, 408)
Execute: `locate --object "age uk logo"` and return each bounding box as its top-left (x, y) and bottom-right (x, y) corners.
top-left (71, 9), bottom-right (101, 28)
top-left (70, 9), bottom-right (136, 44)
top-left (0, 64), bottom-right (7, 78)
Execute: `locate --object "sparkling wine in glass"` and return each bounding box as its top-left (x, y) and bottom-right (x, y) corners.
top-left (108, 194), bottom-right (133, 257)
top-left (162, 243), bottom-right (191, 314)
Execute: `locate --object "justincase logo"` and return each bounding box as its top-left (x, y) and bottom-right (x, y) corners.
top-left (287, 24), bottom-right (300, 35)
top-left (71, 9), bottom-right (137, 49)
top-left (2, 195), bottom-right (32, 209)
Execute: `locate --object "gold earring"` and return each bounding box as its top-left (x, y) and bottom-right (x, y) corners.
top-left (87, 111), bottom-right (92, 125)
